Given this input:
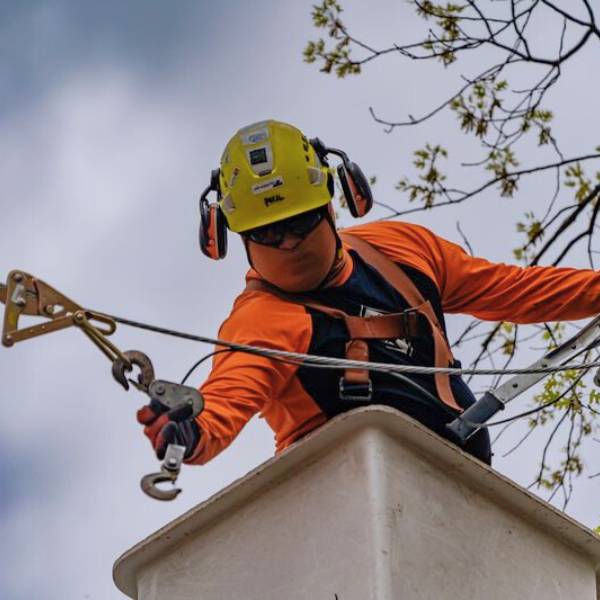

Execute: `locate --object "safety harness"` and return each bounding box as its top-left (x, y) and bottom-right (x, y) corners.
top-left (245, 232), bottom-right (462, 412)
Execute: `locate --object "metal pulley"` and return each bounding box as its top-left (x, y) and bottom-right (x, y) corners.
top-left (113, 350), bottom-right (204, 500)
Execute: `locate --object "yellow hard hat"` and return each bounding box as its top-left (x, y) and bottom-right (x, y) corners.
top-left (218, 120), bottom-right (333, 233)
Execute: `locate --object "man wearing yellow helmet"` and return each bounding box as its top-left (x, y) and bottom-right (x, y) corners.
top-left (137, 119), bottom-right (600, 468)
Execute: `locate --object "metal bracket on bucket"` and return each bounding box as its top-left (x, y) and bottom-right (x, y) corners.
top-left (447, 314), bottom-right (600, 443)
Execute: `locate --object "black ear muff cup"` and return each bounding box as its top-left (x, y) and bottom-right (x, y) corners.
top-left (213, 205), bottom-right (227, 259)
top-left (337, 161), bottom-right (373, 218)
top-left (200, 203), bottom-right (227, 260)
top-left (337, 164), bottom-right (353, 213)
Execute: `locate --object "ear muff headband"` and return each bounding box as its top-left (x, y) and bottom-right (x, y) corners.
top-left (199, 169), bottom-right (228, 260)
top-left (309, 139), bottom-right (373, 218)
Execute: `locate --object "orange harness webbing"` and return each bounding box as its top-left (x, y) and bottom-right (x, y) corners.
top-left (245, 233), bottom-right (461, 411)
top-left (340, 233), bottom-right (459, 410)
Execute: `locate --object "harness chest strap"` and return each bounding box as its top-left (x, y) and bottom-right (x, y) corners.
top-left (245, 279), bottom-right (421, 336)
top-left (245, 278), bottom-right (422, 386)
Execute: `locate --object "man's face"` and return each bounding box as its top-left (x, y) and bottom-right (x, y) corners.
top-left (243, 207), bottom-right (338, 292)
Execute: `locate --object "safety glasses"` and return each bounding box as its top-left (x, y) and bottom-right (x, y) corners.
top-left (244, 208), bottom-right (325, 247)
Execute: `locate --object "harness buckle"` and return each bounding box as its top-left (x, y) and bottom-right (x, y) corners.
top-left (339, 377), bottom-right (373, 402)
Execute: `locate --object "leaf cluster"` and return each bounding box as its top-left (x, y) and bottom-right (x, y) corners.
top-left (304, 0), bottom-right (361, 77)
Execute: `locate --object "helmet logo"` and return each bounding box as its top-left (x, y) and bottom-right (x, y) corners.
top-left (242, 129), bottom-right (269, 145)
top-left (252, 176), bottom-right (284, 195)
top-left (264, 194), bottom-right (285, 207)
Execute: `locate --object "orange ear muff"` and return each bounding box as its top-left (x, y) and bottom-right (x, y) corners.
top-left (199, 168), bottom-right (228, 260)
top-left (199, 201), bottom-right (227, 260)
top-left (337, 161), bottom-right (373, 218)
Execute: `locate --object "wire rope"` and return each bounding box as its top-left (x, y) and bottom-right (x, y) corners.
top-left (109, 313), bottom-right (600, 379)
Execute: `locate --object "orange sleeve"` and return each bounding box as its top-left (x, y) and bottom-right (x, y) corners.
top-left (436, 236), bottom-right (600, 322)
top-left (346, 221), bottom-right (600, 323)
top-left (188, 290), bottom-right (313, 465)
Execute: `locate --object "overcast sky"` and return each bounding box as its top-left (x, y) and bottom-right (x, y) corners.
top-left (1, 2), bottom-right (599, 598)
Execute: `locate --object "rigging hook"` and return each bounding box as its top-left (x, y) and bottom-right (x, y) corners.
top-left (140, 444), bottom-right (186, 501)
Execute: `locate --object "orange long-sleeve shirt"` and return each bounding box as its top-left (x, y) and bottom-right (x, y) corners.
top-left (189, 221), bottom-right (600, 464)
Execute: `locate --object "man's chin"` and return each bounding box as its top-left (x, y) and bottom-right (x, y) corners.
top-left (269, 270), bottom-right (328, 293)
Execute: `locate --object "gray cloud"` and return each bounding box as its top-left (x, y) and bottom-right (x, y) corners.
top-left (0, 1), bottom-right (224, 115)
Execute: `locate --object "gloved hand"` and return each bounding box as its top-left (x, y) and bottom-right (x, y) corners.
top-left (137, 398), bottom-right (201, 461)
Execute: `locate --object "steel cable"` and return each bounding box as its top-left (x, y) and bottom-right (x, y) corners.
top-left (109, 313), bottom-right (600, 378)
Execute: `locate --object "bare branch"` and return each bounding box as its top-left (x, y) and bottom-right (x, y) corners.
top-left (541, 0), bottom-right (600, 32)
top-left (384, 155), bottom-right (600, 220)
top-left (455, 221), bottom-right (474, 255)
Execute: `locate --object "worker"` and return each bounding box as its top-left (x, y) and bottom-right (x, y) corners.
top-left (137, 120), bottom-right (600, 467)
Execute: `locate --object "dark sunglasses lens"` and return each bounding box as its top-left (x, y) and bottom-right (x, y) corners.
top-left (248, 226), bottom-right (283, 246)
top-left (247, 209), bottom-right (324, 246)
top-left (287, 210), bottom-right (323, 235)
